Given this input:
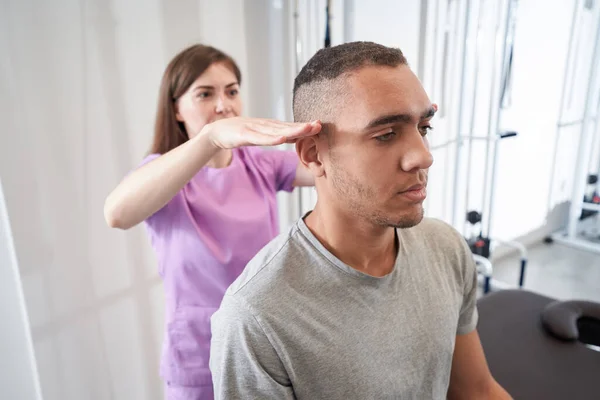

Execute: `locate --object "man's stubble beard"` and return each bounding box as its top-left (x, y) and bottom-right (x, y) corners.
top-left (329, 158), bottom-right (426, 230)
top-left (374, 205), bottom-right (425, 229)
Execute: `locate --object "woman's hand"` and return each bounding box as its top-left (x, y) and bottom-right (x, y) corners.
top-left (204, 117), bottom-right (322, 149)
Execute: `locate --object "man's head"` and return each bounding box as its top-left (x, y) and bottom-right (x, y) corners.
top-left (293, 41), bottom-right (435, 229)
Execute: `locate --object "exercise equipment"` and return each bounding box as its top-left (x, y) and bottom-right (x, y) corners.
top-left (465, 0), bottom-right (529, 293)
top-left (580, 173), bottom-right (600, 220)
top-left (461, 131), bottom-right (529, 293)
top-left (542, 299), bottom-right (600, 344)
top-left (547, 0), bottom-right (600, 253)
top-left (324, 0), bottom-right (331, 48)
top-left (458, 131), bottom-right (529, 293)
top-left (477, 289), bottom-right (600, 399)
top-left (426, 0), bottom-right (527, 293)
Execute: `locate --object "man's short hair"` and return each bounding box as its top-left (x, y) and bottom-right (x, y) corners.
top-left (292, 41), bottom-right (408, 124)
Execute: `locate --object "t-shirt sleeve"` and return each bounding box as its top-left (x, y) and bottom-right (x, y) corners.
top-left (138, 153), bottom-right (161, 168)
top-left (261, 148), bottom-right (300, 193)
top-left (210, 294), bottom-right (295, 399)
top-left (456, 237), bottom-right (479, 335)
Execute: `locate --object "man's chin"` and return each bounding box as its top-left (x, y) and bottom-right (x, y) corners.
top-left (386, 207), bottom-right (425, 229)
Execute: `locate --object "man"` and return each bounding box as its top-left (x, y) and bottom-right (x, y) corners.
top-left (209, 41), bottom-right (511, 399)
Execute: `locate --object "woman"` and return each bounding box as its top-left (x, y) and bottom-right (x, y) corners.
top-left (104, 44), bottom-right (320, 399)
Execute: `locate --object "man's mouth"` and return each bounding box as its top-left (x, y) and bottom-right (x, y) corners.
top-left (398, 183), bottom-right (427, 202)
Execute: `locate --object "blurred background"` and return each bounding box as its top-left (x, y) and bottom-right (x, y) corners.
top-left (1, 0), bottom-right (599, 399)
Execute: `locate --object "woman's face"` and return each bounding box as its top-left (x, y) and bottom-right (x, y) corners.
top-left (175, 62), bottom-right (242, 138)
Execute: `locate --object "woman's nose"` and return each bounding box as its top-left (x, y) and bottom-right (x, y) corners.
top-left (215, 95), bottom-right (229, 113)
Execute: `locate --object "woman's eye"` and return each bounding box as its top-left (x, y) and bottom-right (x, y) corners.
top-left (229, 89), bottom-right (239, 96)
top-left (375, 132), bottom-right (396, 142)
top-left (419, 125), bottom-right (433, 136)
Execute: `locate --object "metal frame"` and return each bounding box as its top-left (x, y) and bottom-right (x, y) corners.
top-left (546, 0), bottom-right (584, 214)
top-left (550, 1), bottom-right (600, 253)
top-left (449, 0), bottom-right (473, 228)
top-left (481, 0), bottom-right (529, 292)
top-left (486, 0), bottom-right (519, 237)
top-left (426, 0), bottom-right (528, 293)
top-left (292, 0), bottom-right (335, 218)
top-left (473, 254), bottom-right (493, 293)
top-left (293, 0), bottom-right (305, 216)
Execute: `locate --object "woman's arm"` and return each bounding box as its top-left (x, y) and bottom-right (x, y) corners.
top-left (293, 163), bottom-right (315, 187)
top-left (104, 130), bottom-right (219, 230)
top-left (104, 118), bottom-right (321, 230)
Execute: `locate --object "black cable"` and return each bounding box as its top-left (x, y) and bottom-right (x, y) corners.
top-left (324, 2), bottom-right (331, 48)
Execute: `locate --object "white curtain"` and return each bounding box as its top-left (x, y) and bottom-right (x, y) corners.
top-left (0, 1), bottom-right (256, 399)
top-left (0, 0), bottom-right (353, 398)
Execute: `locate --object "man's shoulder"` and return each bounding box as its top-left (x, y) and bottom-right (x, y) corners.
top-left (225, 222), bottom-right (308, 300)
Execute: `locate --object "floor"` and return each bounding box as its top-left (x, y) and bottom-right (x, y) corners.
top-left (486, 241), bottom-right (600, 302)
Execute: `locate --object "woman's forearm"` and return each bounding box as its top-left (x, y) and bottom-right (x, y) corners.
top-left (103, 130), bottom-right (219, 229)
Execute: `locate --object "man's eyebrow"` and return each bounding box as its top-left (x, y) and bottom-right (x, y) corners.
top-left (421, 106), bottom-right (436, 119)
top-left (363, 106), bottom-right (437, 131)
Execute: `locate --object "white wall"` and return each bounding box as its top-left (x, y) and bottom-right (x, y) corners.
top-left (350, 0), bottom-right (422, 71)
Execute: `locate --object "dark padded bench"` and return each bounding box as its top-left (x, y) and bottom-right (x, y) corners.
top-left (477, 289), bottom-right (600, 400)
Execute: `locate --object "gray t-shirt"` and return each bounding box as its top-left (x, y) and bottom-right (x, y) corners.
top-left (210, 217), bottom-right (479, 399)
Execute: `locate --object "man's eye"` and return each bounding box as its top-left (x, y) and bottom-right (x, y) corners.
top-left (419, 125), bottom-right (433, 135)
top-left (375, 132), bottom-right (396, 142)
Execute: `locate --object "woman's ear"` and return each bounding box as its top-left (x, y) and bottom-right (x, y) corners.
top-left (296, 136), bottom-right (325, 178)
top-left (174, 100), bottom-right (184, 122)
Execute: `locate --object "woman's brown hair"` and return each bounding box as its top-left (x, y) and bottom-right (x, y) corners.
top-left (150, 44), bottom-right (242, 154)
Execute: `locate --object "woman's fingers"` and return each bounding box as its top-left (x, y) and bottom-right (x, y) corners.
top-left (246, 122), bottom-right (310, 137)
top-left (247, 120), bottom-right (321, 138)
top-left (242, 127), bottom-right (287, 146)
top-left (251, 119), bottom-right (300, 128)
top-left (209, 117), bottom-right (322, 148)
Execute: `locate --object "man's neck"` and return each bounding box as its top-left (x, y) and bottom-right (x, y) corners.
top-left (304, 202), bottom-right (398, 277)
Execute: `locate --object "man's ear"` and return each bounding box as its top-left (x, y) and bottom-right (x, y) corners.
top-left (296, 136), bottom-right (325, 178)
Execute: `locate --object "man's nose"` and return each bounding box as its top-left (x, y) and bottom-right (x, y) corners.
top-left (400, 132), bottom-right (434, 172)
